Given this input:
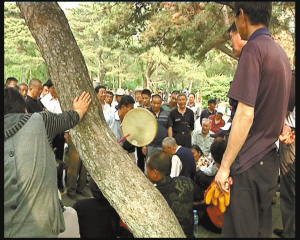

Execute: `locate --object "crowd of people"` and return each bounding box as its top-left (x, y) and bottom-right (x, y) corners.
top-left (4, 2), bottom-right (295, 238)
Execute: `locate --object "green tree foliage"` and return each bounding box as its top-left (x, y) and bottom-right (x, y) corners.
top-left (5, 2), bottom-right (295, 106)
top-left (4, 2), bottom-right (48, 83)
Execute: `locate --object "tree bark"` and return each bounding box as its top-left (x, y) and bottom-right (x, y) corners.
top-left (18, 2), bottom-right (185, 238)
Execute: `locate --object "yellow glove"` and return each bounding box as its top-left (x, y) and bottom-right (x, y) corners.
top-left (224, 190), bottom-right (230, 207)
top-left (205, 183), bottom-right (216, 204)
top-left (218, 193), bottom-right (226, 213)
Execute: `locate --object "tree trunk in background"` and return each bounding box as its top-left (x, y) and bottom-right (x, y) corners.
top-left (22, 67), bottom-right (26, 82)
top-left (145, 58), bottom-right (155, 89)
top-left (118, 55), bottom-right (122, 89)
top-left (18, 2), bottom-right (185, 238)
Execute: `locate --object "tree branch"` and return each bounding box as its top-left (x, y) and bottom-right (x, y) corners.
top-left (217, 2), bottom-right (235, 10)
top-left (216, 44), bottom-right (239, 61)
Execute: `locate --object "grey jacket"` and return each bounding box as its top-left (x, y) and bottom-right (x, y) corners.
top-left (4, 111), bottom-right (79, 237)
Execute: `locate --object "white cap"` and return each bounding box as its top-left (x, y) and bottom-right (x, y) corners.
top-left (135, 86), bottom-right (143, 92)
top-left (216, 107), bottom-right (225, 115)
top-left (115, 88), bottom-right (125, 96)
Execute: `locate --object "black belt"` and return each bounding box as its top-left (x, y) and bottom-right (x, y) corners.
top-left (174, 131), bottom-right (189, 135)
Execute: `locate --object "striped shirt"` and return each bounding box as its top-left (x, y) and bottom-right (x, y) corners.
top-left (4, 110), bottom-right (80, 148)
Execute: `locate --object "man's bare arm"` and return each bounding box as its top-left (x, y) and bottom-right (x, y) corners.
top-left (215, 101), bottom-right (254, 192)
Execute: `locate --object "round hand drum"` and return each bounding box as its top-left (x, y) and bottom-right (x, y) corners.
top-left (122, 108), bottom-right (158, 147)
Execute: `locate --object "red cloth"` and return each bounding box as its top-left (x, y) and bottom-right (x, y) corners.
top-left (207, 205), bottom-right (224, 229)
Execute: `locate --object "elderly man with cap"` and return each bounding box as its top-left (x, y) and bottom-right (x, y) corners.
top-left (208, 108), bottom-right (225, 133)
top-left (199, 98), bottom-right (217, 126)
top-left (114, 88), bottom-right (125, 110)
top-left (134, 86), bottom-right (143, 108)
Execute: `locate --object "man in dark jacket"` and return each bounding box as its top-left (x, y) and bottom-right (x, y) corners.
top-left (146, 150), bottom-right (203, 238)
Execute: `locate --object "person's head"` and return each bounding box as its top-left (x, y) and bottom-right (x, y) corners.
top-left (135, 91), bottom-right (142, 102)
top-left (228, 22), bottom-right (248, 57)
top-left (158, 90), bottom-right (163, 98)
top-left (45, 79), bottom-right (58, 99)
top-left (146, 150), bottom-right (172, 182)
top-left (41, 83), bottom-right (49, 98)
top-left (151, 94), bottom-right (162, 113)
top-left (188, 93), bottom-right (196, 103)
top-left (215, 109), bottom-right (224, 121)
top-left (28, 78), bottom-right (43, 99)
top-left (115, 88), bottom-right (125, 103)
top-left (208, 98), bottom-right (216, 111)
top-left (125, 89), bottom-right (130, 95)
top-left (95, 85), bottom-right (106, 102)
top-left (134, 86), bottom-right (143, 103)
top-left (118, 95), bottom-right (135, 121)
top-left (170, 91), bottom-right (179, 107)
top-left (90, 181), bottom-right (109, 202)
top-left (210, 139), bottom-right (227, 168)
top-left (234, 2), bottom-right (272, 40)
top-left (5, 77), bottom-right (19, 88)
top-left (18, 82), bottom-right (28, 99)
top-left (190, 145), bottom-right (204, 161)
top-left (4, 87), bottom-right (26, 115)
top-left (201, 118), bottom-right (212, 136)
top-left (161, 137), bottom-right (178, 157)
top-left (177, 93), bottom-right (187, 109)
top-left (105, 91), bottom-right (114, 105)
top-left (210, 129), bottom-right (227, 141)
top-left (141, 89), bottom-right (151, 107)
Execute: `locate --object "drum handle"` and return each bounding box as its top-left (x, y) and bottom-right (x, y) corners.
top-left (119, 134), bottom-right (131, 143)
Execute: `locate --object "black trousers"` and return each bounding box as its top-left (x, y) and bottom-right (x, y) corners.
top-left (174, 132), bottom-right (191, 148)
top-left (222, 149), bottom-right (279, 238)
top-left (136, 147), bottom-right (146, 173)
top-left (279, 140), bottom-right (295, 238)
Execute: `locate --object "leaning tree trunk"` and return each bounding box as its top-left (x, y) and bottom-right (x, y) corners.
top-left (18, 2), bottom-right (185, 238)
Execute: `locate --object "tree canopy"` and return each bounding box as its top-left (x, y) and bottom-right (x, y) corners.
top-left (4, 2), bottom-right (295, 106)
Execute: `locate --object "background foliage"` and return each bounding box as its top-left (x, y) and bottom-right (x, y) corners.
top-left (4, 2), bottom-right (295, 107)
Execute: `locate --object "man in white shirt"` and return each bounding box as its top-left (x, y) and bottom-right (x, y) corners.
top-left (95, 85), bottom-right (114, 116)
top-left (186, 93), bottom-right (201, 122)
top-left (41, 79), bottom-right (62, 114)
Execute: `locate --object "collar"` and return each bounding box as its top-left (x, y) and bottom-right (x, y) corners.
top-left (149, 106), bottom-right (163, 115)
top-left (207, 108), bottom-right (215, 114)
top-left (42, 92), bottom-right (54, 101)
top-left (4, 113), bottom-right (32, 139)
top-left (156, 176), bottom-right (172, 187)
top-left (187, 102), bottom-right (195, 107)
top-left (175, 145), bottom-right (181, 153)
top-left (26, 95), bottom-right (38, 101)
top-left (248, 27), bottom-right (270, 42)
top-left (198, 130), bottom-right (213, 137)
